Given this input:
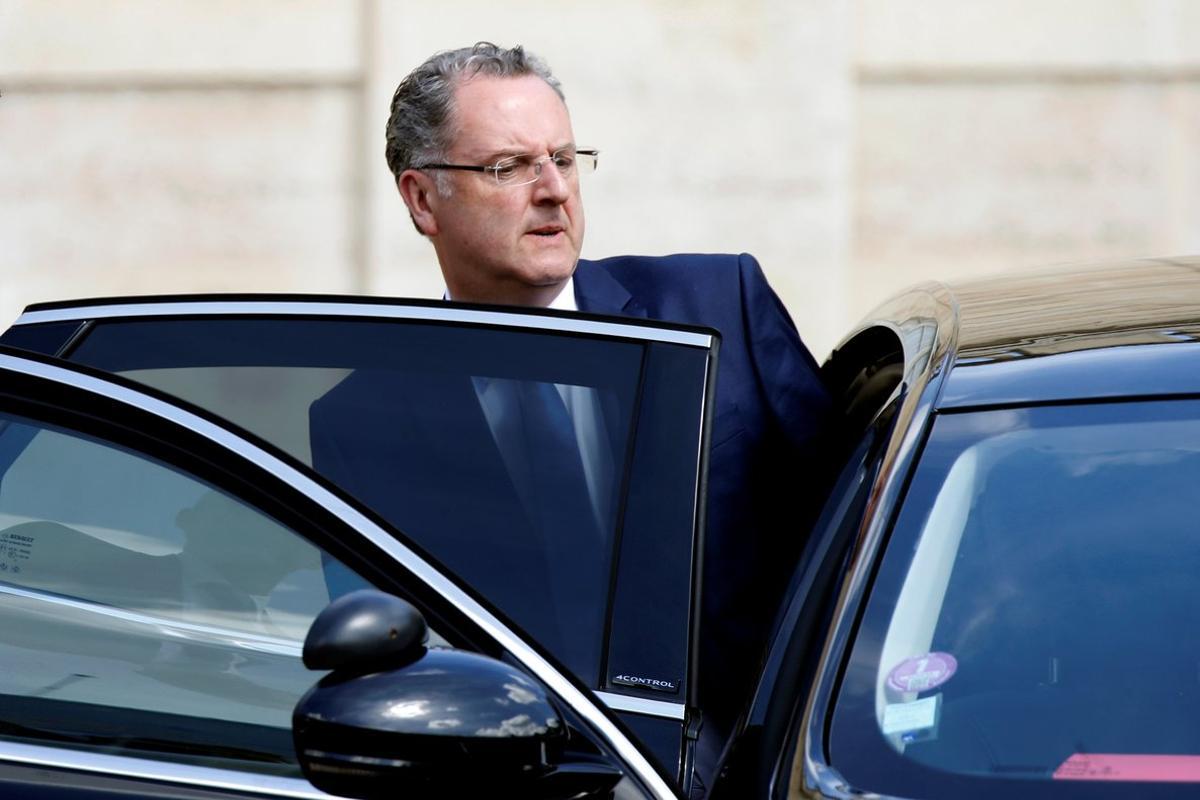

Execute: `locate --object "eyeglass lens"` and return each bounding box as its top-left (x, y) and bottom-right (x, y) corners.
top-left (492, 150), bottom-right (597, 186)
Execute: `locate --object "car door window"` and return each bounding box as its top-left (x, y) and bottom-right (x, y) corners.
top-left (52, 312), bottom-right (710, 698)
top-left (0, 407), bottom-right (449, 777)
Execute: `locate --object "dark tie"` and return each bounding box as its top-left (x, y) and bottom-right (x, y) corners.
top-left (517, 380), bottom-right (601, 543)
top-left (516, 380), bottom-right (606, 665)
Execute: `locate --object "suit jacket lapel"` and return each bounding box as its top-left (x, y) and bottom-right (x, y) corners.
top-left (573, 260), bottom-right (648, 318)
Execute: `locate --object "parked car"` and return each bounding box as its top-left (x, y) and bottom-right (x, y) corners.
top-left (0, 256), bottom-right (1196, 798)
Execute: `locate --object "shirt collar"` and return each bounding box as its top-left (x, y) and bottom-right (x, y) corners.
top-left (444, 277), bottom-right (578, 311)
top-left (547, 277), bottom-right (578, 312)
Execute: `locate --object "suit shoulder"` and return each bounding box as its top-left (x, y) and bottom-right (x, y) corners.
top-left (580, 253), bottom-right (755, 292)
top-left (578, 253), bottom-right (772, 330)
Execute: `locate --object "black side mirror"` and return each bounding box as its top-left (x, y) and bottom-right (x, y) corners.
top-left (293, 590), bottom-right (618, 799)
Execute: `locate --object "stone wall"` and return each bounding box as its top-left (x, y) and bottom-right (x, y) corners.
top-left (851, 0), bottom-right (1200, 326)
top-left (2, 1), bottom-right (1197, 358)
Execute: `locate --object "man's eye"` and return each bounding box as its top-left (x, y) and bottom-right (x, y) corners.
top-left (552, 154), bottom-right (575, 170)
top-left (492, 160), bottom-right (522, 181)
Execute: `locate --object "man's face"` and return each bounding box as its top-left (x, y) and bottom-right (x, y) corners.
top-left (417, 74), bottom-right (586, 306)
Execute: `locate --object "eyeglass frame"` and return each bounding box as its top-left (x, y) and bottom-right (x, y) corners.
top-left (413, 147), bottom-right (599, 188)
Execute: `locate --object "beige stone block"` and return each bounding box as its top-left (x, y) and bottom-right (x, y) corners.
top-left (0, 87), bottom-right (358, 325)
top-left (850, 83), bottom-right (1200, 323)
top-left (0, 0), bottom-right (360, 80)
top-left (856, 0), bottom-right (1200, 71)
top-left (1165, 85), bottom-right (1200, 254)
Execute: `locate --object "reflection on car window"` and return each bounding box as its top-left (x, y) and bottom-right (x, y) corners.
top-left (832, 400), bottom-right (1200, 796)
top-left (121, 366), bottom-right (351, 464)
top-left (0, 410), bottom-right (392, 775)
top-left (71, 319), bottom-right (653, 687)
top-left (306, 364), bottom-right (635, 684)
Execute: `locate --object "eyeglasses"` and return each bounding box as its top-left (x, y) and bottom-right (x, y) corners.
top-left (415, 147), bottom-right (599, 187)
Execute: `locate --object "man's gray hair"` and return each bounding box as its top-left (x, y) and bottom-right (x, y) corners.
top-left (385, 42), bottom-right (564, 183)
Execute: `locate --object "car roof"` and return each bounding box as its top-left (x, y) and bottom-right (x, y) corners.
top-left (875, 256), bottom-right (1200, 409)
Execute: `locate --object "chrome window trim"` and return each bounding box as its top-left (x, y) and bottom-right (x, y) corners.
top-left (14, 301), bottom-right (713, 349)
top-left (0, 353), bottom-right (679, 800)
top-left (0, 584), bottom-right (303, 657)
top-left (0, 740), bottom-right (331, 799)
top-left (594, 692), bottom-right (686, 721)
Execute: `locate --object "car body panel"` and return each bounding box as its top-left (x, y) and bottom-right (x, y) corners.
top-left (943, 257), bottom-right (1200, 408)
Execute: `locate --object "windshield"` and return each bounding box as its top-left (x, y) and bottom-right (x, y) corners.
top-left (831, 399), bottom-right (1200, 798)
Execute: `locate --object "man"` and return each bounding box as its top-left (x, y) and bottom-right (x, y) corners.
top-left (385, 41), bottom-right (831, 773)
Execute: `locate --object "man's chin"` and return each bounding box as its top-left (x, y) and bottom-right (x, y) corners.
top-left (520, 252), bottom-right (579, 285)
top-left (526, 268), bottom-right (576, 288)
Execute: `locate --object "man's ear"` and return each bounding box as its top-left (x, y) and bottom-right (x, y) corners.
top-left (397, 169), bottom-right (440, 236)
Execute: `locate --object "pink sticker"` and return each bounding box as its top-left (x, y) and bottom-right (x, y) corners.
top-left (1054, 753), bottom-right (1200, 783)
top-left (886, 652), bottom-right (957, 693)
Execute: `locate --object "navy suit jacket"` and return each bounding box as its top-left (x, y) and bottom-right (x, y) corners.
top-left (311, 252), bottom-right (831, 754)
top-left (574, 253), bottom-right (832, 734)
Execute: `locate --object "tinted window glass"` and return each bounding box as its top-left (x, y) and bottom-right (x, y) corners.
top-left (831, 400), bottom-right (1200, 798)
top-left (64, 317), bottom-right (706, 689)
top-left (0, 321), bottom-right (82, 356)
top-left (0, 409), bottom-right (390, 775)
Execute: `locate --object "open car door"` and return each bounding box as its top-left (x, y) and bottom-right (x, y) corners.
top-left (0, 346), bottom-right (681, 799)
top-left (2, 296), bottom-right (718, 787)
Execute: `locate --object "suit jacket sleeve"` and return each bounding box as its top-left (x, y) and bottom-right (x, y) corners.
top-left (736, 253), bottom-right (832, 452)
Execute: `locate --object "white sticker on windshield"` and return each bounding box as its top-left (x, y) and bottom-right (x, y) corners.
top-left (0, 528), bottom-right (35, 576)
top-left (882, 693), bottom-right (942, 742)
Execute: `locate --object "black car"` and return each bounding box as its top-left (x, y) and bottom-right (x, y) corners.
top-left (725, 256), bottom-right (1200, 799)
top-left (0, 299), bottom-right (716, 799)
top-left (0, 256), bottom-right (1198, 798)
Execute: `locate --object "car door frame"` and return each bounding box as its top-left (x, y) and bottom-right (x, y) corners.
top-left (5, 296), bottom-right (716, 734)
top-left (0, 346), bottom-right (682, 800)
top-left (779, 287), bottom-right (958, 799)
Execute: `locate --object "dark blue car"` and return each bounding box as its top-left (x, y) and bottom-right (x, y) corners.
top-left (0, 255), bottom-right (1196, 799)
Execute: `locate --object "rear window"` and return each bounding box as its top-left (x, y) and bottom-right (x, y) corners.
top-left (831, 399), bottom-right (1200, 798)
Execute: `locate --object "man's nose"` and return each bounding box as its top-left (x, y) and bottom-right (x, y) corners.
top-left (531, 161), bottom-right (571, 204)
